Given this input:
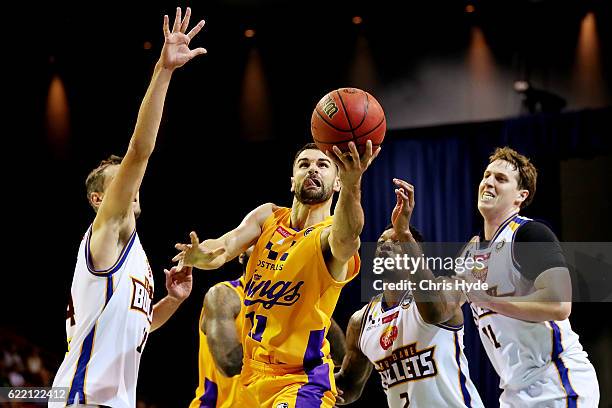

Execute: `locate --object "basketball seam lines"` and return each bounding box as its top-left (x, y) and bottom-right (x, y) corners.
top-left (314, 109), bottom-right (354, 132)
top-left (336, 90), bottom-right (357, 141)
top-left (353, 115), bottom-right (386, 141)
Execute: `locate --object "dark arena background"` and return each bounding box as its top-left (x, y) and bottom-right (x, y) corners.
top-left (3, 0), bottom-right (612, 407)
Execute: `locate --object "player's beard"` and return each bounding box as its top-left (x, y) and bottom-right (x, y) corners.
top-left (295, 181), bottom-right (333, 205)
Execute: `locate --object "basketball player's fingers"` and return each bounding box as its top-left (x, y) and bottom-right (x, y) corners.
top-left (393, 179), bottom-right (414, 197)
top-left (361, 139), bottom-right (373, 166)
top-left (174, 243), bottom-right (191, 251)
top-left (173, 7), bottom-right (182, 32)
top-left (172, 252), bottom-right (185, 263)
top-left (180, 7), bottom-right (191, 33)
top-left (187, 20), bottom-right (205, 40)
top-left (163, 15), bottom-right (170, 38)
top-left (347, 142), bottom-right (360, 165)
top-left (189, 48), bottom-right (207, 59)
top-left (331, 145), bottom-right (350, 167)
top-left (369, 145), bottom-right (382, 164)
top-left (189, 231), bottom-right (200, 247)
top-left (325, 149), bottom-right (345, 170)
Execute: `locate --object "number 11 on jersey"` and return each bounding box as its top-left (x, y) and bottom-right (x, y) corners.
top-left (245, 312), bottom-right (267, 342)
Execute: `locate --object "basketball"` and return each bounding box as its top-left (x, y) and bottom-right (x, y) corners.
top-left (311, 88), bottom-right (386, 155)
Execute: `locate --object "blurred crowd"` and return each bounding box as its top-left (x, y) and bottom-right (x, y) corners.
top-left (0, 330), bottom-right (159, 407)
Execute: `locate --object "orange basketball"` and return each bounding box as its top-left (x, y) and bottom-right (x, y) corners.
top-left (311, 88), bottom-right (386, 155)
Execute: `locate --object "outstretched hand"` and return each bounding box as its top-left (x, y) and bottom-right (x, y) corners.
top-left (160, 7), bottom-right (207, 71)
top-left (326, 140), bottom-right (380, 187)
top-left (173, 231), bottom-right (226, 270)
top-left (164, 265), bottom-right (193, 302)
top-left (391, 178), bottom-right (415, 240)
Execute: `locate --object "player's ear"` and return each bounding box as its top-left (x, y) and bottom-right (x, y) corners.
top-left (333, 176), bottom-right (341, 192)
top-left (90, 192), bottom-right (104, 211)
top-left (290, 176), bottom-right (295, 193)
top-left (516, 189), bottom-right (529, 206)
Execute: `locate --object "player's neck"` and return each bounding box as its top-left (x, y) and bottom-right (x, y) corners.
top-left (483, 208), bottom-right (520, 240)
top-left (382, 289), bottom-right (402, 309)
top-left (290, 198), bottom-right (332, 230)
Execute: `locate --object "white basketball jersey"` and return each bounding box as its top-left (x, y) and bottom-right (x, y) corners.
top-left (50, 227), bottom-right (154, 408)
top-left (359, 292), bottom-right (484, 408)
top-left (461, 213), bottom-right (591, 391)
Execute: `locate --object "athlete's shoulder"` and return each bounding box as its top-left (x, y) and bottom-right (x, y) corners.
top-left (514, 220), bottom-right (559, 243)
top-left (349, 303), bottom-right (369, 330)
top-left (204, 282), bottom-right (241, 315)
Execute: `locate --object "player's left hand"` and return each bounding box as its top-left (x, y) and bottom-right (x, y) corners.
top-left (164, 265), bottom-right (193, 302)
top-left (391, 178), bottom-right (415, 241)
top-left (159, 7), bottom-right (207, 71)
top-left (326, 140), bottom-right (380, 188)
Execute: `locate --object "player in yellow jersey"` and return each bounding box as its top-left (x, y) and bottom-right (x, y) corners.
top-left (190, 250), bottom-right (348, 407)
top-left (190, 251), bottom-right (255, 407)
top-left (175, 141), bottom-right (378, 407)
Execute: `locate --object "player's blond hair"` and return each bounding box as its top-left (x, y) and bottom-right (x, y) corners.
top-left (489, 147), bottom-right (537, 208)
top-left (85, 155), bottom-right (123, 210)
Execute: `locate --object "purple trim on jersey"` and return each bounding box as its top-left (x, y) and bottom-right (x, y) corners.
top-left (295, 329), bottom-right (331, 407)
top-left (295, 362), bottom-right (331, 408)
top-left (435, 322), bottom-right (464, 332)
top-left (85, 227), bottom-right (137, 277)
top-left (198, 378), bottom-right (218, 408)
top-left (550, 321), bottom-right (578, 408)
top-left (228, 279), bottom-right (242, 288)
top-left (105, 276), bottom-right (113, 305)
top-left (454, 332), bottom-right (472, 407)
top-left (303, 328), bottom-right (325, 368)
top-left (67, 324), bottom-right (97, 405)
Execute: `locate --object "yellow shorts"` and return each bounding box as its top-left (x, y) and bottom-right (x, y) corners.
top-left (242, 358), bottom-right (337, 408)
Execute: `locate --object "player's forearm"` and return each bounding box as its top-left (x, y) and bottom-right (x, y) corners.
top-left (331, 183), bottom-right (363, 261)
top-left (481, 297), bottom-right (571, 322)
top-left (396, 233), bottom-right (455, 322)
top-left (128, 63), bottom-right (173, 159)
top-left (150, 296), bottom-right (183, 332)
top-left (335, 369), bottom-right (368, 404)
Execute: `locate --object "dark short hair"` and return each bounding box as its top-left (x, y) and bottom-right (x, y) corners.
top-left (384, 223), bottom-right (425, 243)
top-left (85, 155), bottom-right (123, 207)
top-left (293, 143), bottom-right (321, 166)
top-left (489, 147), bottom-right (538, 208)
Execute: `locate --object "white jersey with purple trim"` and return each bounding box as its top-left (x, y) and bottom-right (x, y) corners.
top-left (359, 292), bottom-right (484, 408)
top-left (50, 226), bottom-right (154, 408)
top-left (460, 213), bottom-right (599, 407)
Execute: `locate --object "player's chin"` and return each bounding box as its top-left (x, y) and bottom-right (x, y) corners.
top-left (133, 205), bottom-right (142, 219)
top-left (297, 188), bottom-right (332, 204)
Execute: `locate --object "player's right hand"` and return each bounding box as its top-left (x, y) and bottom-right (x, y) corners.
top-left (159, 7), bottom-right (207, 71)
top-left (326, 140), bottom-right (380, 188)
top-left (173, 231), bottom-right (225, 269)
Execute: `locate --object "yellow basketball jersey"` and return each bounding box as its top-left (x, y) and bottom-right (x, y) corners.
top-left (243, 207), bottom-right (360, 368)
top-left (190, 277), bottom-right (252, 408)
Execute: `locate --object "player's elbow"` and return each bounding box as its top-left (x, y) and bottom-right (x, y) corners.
top-left (330, 236), bottom-right (361, 263)
top-left (552, 302), bottom-right (571, 321)
top-left (127, 138), bottom-right (154, 161)
top-left (218, 360), bottom-right (242, 377)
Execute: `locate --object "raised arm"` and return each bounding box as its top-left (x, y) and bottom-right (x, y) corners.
top-left (174, 203), bottom-right (277, 270)
top-left (334, 307), bottom-right (373, 405)
top-left (391, 179), bottom-right (464, 325)
top-left (322, 141), bottom-right (379, 281)
top-left (90, 8), bottom-right (207, 269)
top-left (201, 284), bottom-right (243, 377)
